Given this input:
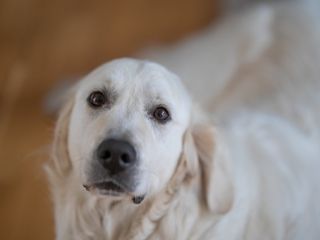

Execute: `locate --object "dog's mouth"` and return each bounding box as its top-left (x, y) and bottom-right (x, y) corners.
top-left (83, 181), bottom-right (125, 196)
top-left (83, 181), bottom-right (145, 204)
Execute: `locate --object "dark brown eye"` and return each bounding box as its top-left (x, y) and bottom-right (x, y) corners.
top-left (153, 106), bottom-right (170, 123)
top-left (88, 91), bottom-right (106, 108)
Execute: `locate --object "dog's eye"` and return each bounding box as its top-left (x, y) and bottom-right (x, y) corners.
top-left (87, 91), bottom-right (106, 108)
top-left (153, 106), bottom-right (170, 123)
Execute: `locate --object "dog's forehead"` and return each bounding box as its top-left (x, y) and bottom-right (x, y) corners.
top-left (78, 58), bottom-right (190, 105)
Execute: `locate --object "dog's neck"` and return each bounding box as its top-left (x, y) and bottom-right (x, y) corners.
top-left (55, 154), bottom-right (212, 240)
top-left (98, 155), bottom-right (202, 240)
top-left (96, 176), bottom-right (208, 240)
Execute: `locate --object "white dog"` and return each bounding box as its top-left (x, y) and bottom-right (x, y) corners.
top-left (46, 1), bottom-right (320, 240)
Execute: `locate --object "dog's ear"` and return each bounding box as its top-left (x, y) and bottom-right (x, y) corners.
top-left (181, 129), bottom-right (199, 180)
top-left (46, 93), bottom-right (74, 181)
top-left (184, 108), bottom-right (233, 214)
top-left (194, 124), bottom-right (233, 214)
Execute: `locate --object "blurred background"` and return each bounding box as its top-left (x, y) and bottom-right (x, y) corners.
top-left (0, 0), bottom-right (221, 239)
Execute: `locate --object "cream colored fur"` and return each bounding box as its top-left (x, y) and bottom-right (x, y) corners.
top-left (46, 1), bottom-right (320, 239)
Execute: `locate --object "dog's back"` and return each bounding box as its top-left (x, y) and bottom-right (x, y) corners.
top-left (143, 1), bottom-right (320, 123)
top-left (203, 3), bottom-right (320, 239)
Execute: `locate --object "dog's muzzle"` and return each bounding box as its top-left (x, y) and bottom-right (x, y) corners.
top-left (84, 138), bottom-right (143, 203)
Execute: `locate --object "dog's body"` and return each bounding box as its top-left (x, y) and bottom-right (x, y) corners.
top-left (47, 1), bottom-right (320, 240)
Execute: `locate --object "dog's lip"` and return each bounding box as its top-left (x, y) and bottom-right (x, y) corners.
top-left (83, 182), bottom-right (146, 204)
top-left (95, 181), bottom-right (125, 192)
top-left (83, 181), bottom-right (126, 196)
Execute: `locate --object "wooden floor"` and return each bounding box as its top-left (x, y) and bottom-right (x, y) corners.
top-left (0, 0), bottom-right (219, 239)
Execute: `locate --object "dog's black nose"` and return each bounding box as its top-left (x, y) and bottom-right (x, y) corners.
top-left (97, 139), bottom-right (136, 175)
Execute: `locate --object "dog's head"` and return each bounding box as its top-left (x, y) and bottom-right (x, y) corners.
top-left (50, 58), bottom-right (230, 209)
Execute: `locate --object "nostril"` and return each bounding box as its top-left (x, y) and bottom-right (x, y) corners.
top-left (120, 153), bottom-right (131, 165)
top-left (101, 150), bottom-right (111, 160)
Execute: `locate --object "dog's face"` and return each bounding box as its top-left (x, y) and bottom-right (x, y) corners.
top-left (67, 59), bottom-right (192, 203)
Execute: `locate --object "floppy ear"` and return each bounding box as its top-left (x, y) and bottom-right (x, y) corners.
top-left (194, 124), bottom-right (233, 214)
top-left (184, 113), bottom-right (233, 214)
top-left (46, 93), bottom-right (74, 182)
top-left (181, 129), bottom-right (199, 181)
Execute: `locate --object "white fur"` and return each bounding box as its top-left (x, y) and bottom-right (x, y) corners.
top-left (47, 1), bottom-right (320, 239)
